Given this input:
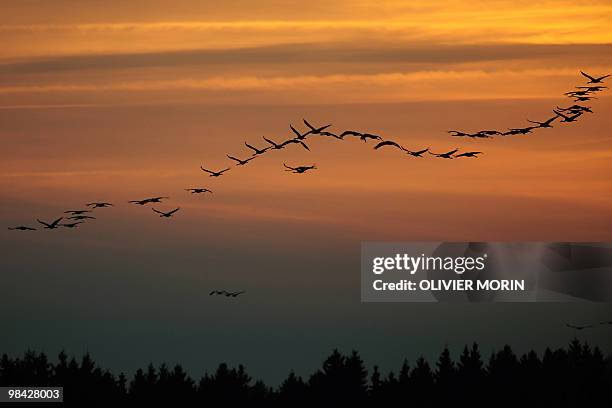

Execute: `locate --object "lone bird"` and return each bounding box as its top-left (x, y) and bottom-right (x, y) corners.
top-left (86, 202), bottom-right (113, 208)
top-left (8, 226), bottom-right (37, 231)
top-left (129, 197), bottom-right (169, 205)
top-left (527, 116), bottom-right (558, 128)
top-left (455, 151), bottom-right (483, 158)
top-left (580, 71), bottom-right (611, 84)
top-left (244, 142), bottom-right (270, 156)
top-left (185, 188), bottom-right (212, 194)
top-left (227, 155), bottom-right (255, 166)
top-left (64, 210), bottom-right (91, 215)
top-left (406, 148), bottom-right (429, 157)
top-left (200, 166), bottom-right (230, 177)
top-left (284, 163), bottom-right (317, 174)
top-left (69, 215), bottom-right (96, 220)
top-left (61, 221), bottom-right (84, 228)
top-left (566, 323), bottom-right (593, 330)
top-left (152, 208), bottom-right (180, 218)
top-left (37, 217), bottom-right (64, 229)
top-left (429, 149), bottom-right (459, 159)
top-left (374, 140), bottom-right (405, 151)
top-left (303, 119), bottom-right (331, 135)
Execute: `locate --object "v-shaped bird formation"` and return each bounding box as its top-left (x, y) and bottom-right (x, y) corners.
top-left (8, 71), bottom-right (609, 233)
top-left (6, 71), bottom-right (610, 300)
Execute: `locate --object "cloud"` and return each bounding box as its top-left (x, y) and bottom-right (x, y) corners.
top-left (1, 43), bottom-right (611, 75)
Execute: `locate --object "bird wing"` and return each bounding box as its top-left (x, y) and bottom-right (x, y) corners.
top-left (283, 163), bottom-right (295, 170)
top-left (168, 208), bottom-right (180, 215)
top-left (597, 74), bottom-right (611, 81)
top-left (580, 71), bottom-right (596, 81)
top-left (200, 166), bottom-right (214, 174)
top-left (244, 142), bottom-right (258, 152)
top-left (152, 208), bottom-right (164, 215)
top-left (262, 136), bottom-right (276, 146)
top-left (298, 141), bottom-right (310, 151)
top-left (226, 155), bottom-right (240, 162)
top-left (374, 140), bottom-right (400, 150)
top-left (50, 217), bottom-right (64, 227)
top-left (220, 168), bottom-right (230, 173)
top-left (37, 219), bottom-right (51, 227)
top-left (303, 119), bottom-right (315, 130)
top-left (290, 125), bottom-right (302, 138)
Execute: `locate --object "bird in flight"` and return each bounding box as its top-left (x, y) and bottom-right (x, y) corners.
top-left (152, 208), bottom-right (180, 218)
top-left (209, 290), bottom-right (246, 297)
top-left (405, 148), bottom-right (429, 157)
top-left (86, 202), bottom-right (113, 208)
top-left (527, 116), bottom-right (558, 128)
top-left (374, 140), bottom-right (406, 151)
top-left (577, 86), bottom-right (607, 92)
top-left (8, 226), bottom-right (37, 231)
top-left (316, 131), bottom-right (342, 140)
top-left (580, 71), bottom-right (611, 84)
top-left (61, 221), bottom-right (84, 228)
top-left (262, 136), bottom-right (285, 150)
top-left (281, 138), bottom-right (310, 151)
top-left (573, 95), bottom-right (596, 102)
top-left (556, 105), bottom-right (593, 114)
top-left (129, 197), bottom-right (169, 205)
top-left (338, 130), bottom-right (362, 139)
top-left (200, 166), bottom-right (230, 177)
top-left (227, 154), bottom-right (256, 166)
top-left (455, 151), bottom-right (483, 158)
top-left (303, 119), bottom-right (331, 136)
top-left (290, 124), bottom-right (309, 140)
top-left (564, 90), bottom-right (591, 97)
top-left (503, 126), bottom-right (537, 135)
top-left (284, 163), bottom-right (317, 174)
top-left (37, 217), bottom-right (64, 229)
top-left (476, 130), bottom-right (502, 136)
top-left (553, 110), bottom-right (583, 123)
top-left (64, 210), bottom-right (91, 215)
top-left (429, 149), bottom-right (459, 159)
top-left (448, 130), bottom-right (471, 137)
top-left (566, 323), bottom-right (593, 330)
top-left (359, 133), bottom-right (382, 143)
top-left (69, 215), bottom-right (96, 220)
top-left (244, 142), bottom-right (270, 156)
top-left (185, 188), bottom-right (212, 194)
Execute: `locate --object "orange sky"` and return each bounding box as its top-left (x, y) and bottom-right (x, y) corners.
top-left (2, 0), bottom-right (612, 384)
top-left (1, 0), bottom-right (611, 241)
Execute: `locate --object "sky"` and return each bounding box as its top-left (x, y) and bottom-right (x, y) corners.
top-left (1, 0), bottom-right (612, 384)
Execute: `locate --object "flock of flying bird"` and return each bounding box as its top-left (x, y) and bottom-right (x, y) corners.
top-left (8, 70), bottom-right (609, 233)
top-left (6, 71), bottom-right (611, 300)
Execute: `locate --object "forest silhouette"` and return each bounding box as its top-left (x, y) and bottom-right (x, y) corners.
top-left (1, 340), bottom-right (611, 406)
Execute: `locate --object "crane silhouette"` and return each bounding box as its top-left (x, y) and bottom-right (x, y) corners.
top-left (227, 155), bottom-right (256, 166)
top-left (86, 202), bottom-right (113, 208)
top-left (129, 197), bottom-right (169, 205)
top-left (284, 163), bottom-right (317, 174)
top-left (580, 71), bottom-right (611, 84)
top-left (303, 119), bottom-right (331, 135)
top-left (405, 148), bottom-right (429, 157)
top-left (37, 217), bottom-right (64, 229)
top-left (429, 149), bottom-right (459, 159)
top-left (527, 116), bottom-right (558, 128)
top-left (152, 208), bottom-right (180, 218)
top-left (200, 166), bottom-right (230, 177)
top-left (374, 140), bottom-right (406, 151)
top-left (244, 142), bottom-right (270, 156)
top-left (8, 226), bottom-right (37, 231)
top-left (455, 151), bottom-right (483, 158)
top-left (185, 188), bottom-right (212, 194)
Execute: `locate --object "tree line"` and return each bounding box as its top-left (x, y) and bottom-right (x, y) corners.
top-left (1, 339), bottom-right (610, 406)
